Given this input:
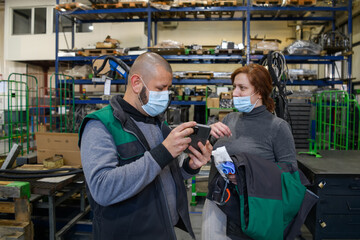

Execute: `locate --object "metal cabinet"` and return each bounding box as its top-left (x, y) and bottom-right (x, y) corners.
top-left (297, 151), bottom-right (360, 240)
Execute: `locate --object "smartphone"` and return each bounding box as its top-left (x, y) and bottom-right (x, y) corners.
top-left (185, 124), bottom-right (211, 154)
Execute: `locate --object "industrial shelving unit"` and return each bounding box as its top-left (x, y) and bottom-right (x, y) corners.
top-left (55, 0), bottom-right (353, 92)
top-left (55, 0), bottom-right (353, 204)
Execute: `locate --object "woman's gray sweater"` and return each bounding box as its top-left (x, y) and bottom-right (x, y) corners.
top-left (214, 105), bottom-right (297, 167)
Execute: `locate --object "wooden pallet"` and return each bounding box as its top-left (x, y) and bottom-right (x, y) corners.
top-left (250, 49), bottom-right (271, 55)
top-left (82, 49), bottom-right (116, 56)
top-left (178, 0), bottom-right (212, 7)
top-left (209, 11), bottom-right (235, 18)
top-left (186, 49), bottom-right (214, 55)
top-left (0, 181), bottom-right (33, 240)
top-left (118, 1), bottom-right (148, 8)
top-left (55, 2), bottom-right (91, 11)
top-left (215, 48), bottom-right (244, 55)
top-left (148, 47), bottom-right (185, 55)
top-left (286, 0), bottom-right (316, 5)
top-left (212, 0), bottom-right (237, 6)
top-left (296, 74), bottom-right (317, 80)
top-left (184, 71), bottom-right (214, 79)
top-left (93, 1), bottom-right (147, 9)
top-left (253, 0), bottom-right (282, 5)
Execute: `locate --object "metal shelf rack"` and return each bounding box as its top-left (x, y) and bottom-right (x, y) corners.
top-left (56, 0), bottom-right (353, 87)
top-left (55, 0), bottom-right (353, 204)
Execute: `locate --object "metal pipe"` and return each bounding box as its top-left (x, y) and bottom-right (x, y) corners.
top-left (147, 7), bottom-right (151, 47)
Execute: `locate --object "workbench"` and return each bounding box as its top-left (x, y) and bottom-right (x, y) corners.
top-left (0, 169), bottom-right (89, 240)
top-left (297, 150), bottom-right (360, 240)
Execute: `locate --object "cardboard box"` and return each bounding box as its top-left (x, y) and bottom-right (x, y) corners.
top-left (36, 132), bottom-right (81, 167)
top-left (207, 98), bottom-right (220, 108)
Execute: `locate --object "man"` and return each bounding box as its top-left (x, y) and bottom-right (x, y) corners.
top-left (78, 52), bottom-right (212, 240)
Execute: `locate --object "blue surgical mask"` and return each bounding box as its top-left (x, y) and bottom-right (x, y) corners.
top-left (233, 92), bottom-right (259, 113)
top-left (138, 77), bottom-right (170, 117)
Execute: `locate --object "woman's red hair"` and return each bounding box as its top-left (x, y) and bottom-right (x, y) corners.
top-left (231, 64), bottom-right (275, 113)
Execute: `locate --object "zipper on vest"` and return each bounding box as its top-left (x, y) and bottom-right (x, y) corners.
top-left (122, 123), bottom-right (176, 239)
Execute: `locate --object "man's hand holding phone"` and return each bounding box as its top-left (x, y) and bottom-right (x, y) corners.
top-left (162, 122), bottom-right (213, 170)
top-left (186, 124), bottom-right (212, 170)
top-left (162, 121), bottom-right (197, 158)
top-left (187, 140), bottom-right (213, 170)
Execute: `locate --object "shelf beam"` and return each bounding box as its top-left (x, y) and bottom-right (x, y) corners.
top-left (59, 54), bottom-right (345, 65)
top-left (63, 79), bottom-right (343, 87)
top-left (72, 99), bottom-right (206, 105)
top-left (62, 6), bottom-right (347, 16)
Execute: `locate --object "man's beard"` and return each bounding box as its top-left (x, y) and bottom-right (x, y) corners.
top-left (139, 86), bottom-right (148, 105)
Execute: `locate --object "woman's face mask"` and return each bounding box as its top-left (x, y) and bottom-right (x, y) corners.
top-left (233, 92), bottom-right (260, 113)
top-left (138, 77), bottom-right (170, 117)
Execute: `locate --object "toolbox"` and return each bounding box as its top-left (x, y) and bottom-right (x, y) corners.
top-left (297, 151), bottom-right (360, 240)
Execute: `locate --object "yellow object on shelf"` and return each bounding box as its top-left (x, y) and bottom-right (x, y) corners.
top-left (43, 155), bottom-right (64, 169)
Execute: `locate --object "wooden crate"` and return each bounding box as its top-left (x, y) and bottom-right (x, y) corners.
top-left (93, 1), bottom-right (147, 8)
top-left (212, 0), bottom-right (237, 6)
top-left (148, 47), bottom-right (185, 55)
top-left (253, 0), bottom-right (282, 5)
top-left (0, 182), bottom-right (33, 240)
top-left (214, 48), bottom-right (243, 55)
top-left (0, 221), bottom-right (32, 240)
top-left (55, 2), bottom-right (91, 11)
top-left (118, 1), bottom-right (148, 8)
top-left (178, 0), bottom-right (212, 7)
top-left (184, 71), bottom-right (214, 79)
top-left (82, 49), bottom-right (116, 56)
top-left (286, 0), bottom-right (316, 5)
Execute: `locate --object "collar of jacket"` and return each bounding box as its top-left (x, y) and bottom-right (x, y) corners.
top-left (110, 95), bottom-right (171, 150)
top-left (243, 105), bottom-right (267, 118)
top-left (110, 95), bottom-right (160, 125)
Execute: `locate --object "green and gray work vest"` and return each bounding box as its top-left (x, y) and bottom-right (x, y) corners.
top-left (78, 96), bottom-right (195, 240)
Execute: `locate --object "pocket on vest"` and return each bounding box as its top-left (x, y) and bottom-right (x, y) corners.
top-left (116, 140), bottom-right (145, 165)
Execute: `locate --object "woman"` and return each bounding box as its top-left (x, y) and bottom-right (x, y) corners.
top-left (202, 64), bottom-right (297, 240)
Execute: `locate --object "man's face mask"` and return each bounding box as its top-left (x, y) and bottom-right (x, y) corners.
top-left (138, 77), bottom-right (170, 117)
top-left (233, 92), bottom-right (260, 113)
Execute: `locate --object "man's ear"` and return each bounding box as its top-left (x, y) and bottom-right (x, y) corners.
top-left (130, 75), bottom-right (142, 94)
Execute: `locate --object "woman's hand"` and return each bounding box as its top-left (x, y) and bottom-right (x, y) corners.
top-left (210, 122), bottom-right (232, 139)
